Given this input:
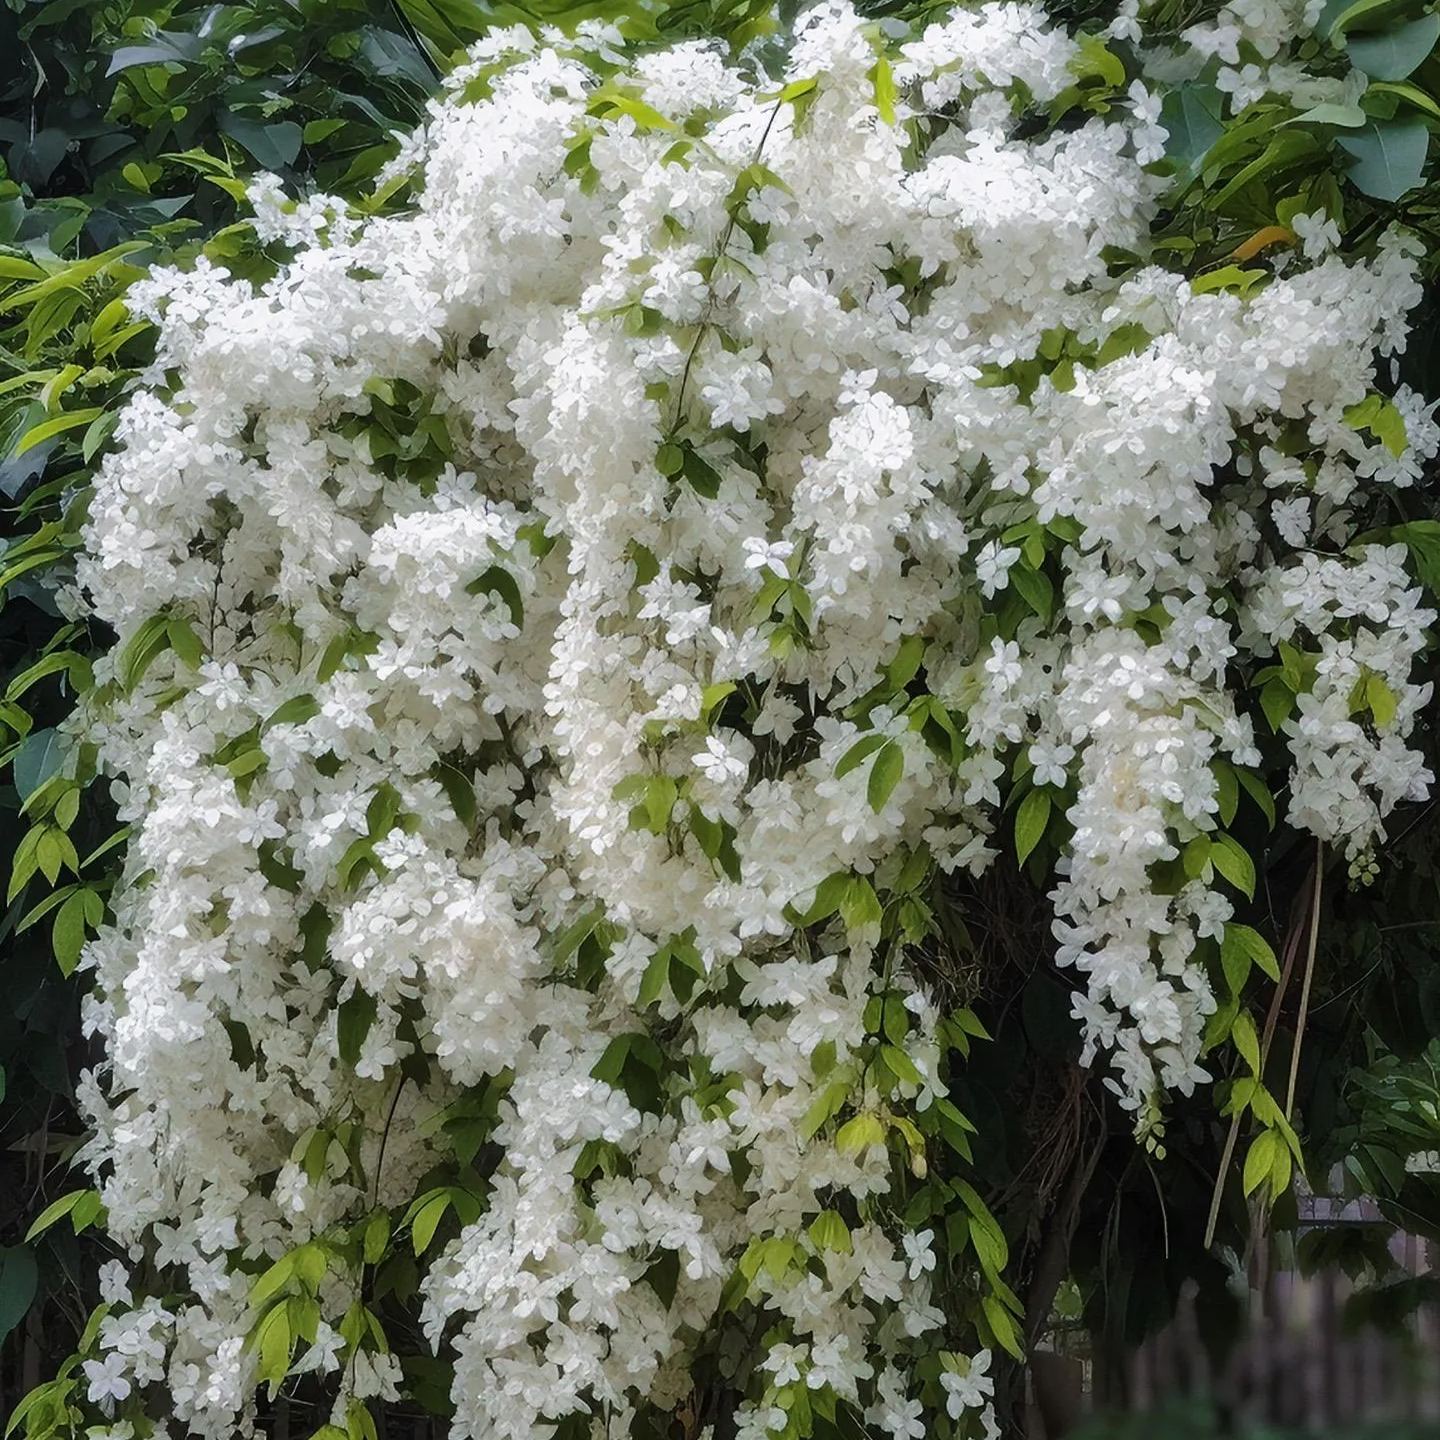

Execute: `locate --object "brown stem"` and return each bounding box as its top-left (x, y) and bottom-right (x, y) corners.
top-left (1283, 838), bottom-right (1325, 1120)
top-left (1203, 856), bottom-right (1319, 1250)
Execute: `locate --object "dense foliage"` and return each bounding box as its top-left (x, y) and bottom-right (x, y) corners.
top-left (7, 0), bottom-right (1440, 1438)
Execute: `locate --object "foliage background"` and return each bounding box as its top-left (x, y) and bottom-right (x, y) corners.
top-left (5, 0), bottom-right (1440, 1430)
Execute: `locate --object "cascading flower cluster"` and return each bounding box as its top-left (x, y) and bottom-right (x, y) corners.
top-left (58, 0), bottom-right (1438, 1437)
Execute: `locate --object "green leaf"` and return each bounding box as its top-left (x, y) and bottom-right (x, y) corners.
top-left (554, 907), bottom-right (603, 964)
top-left (51, 889), bottom-right (92, 976)
top-left (1096, 322), bottom-right (1153, 366)
top-left (1346, 393), bottom-right (1409, 454)
top-left (337, 990), bottom-right (379, 1066)
top-left (699, 680), bottom-right (735, 719)
top-left (0, 1247), bottom-right (38, 1346)
top-left (1243, 1129), bottom-right (1279, 1197)
top-left (1327, 0), bottom-right (1415, 41)
top-left (1160, 84), bottom-right (1224, 177)
top-left (982, 1294), bottom-right (1024, 1359)
top-left (24, 1190), bottom-right (87, 1242)
top-left (1367, 671), bottom-right (1398, 727)
top-left (1286, 101), bottom-right (1366, 128)
top-left (836, 733), bottom-right (885, 779)
top-left (119, 615), bottom-right (172, 693)
top-left (645, 1248), bottom-right (680, 1307)
top-left (1074, 32), bottom-right (1125, 86)
top-left (165, 616), bottom-right (203, 669)
top-left (1367, 79), bottom-right (1440, 122)
top-left (680, 446), bottom-right (722, 499)
top-left (1233, 1011), bottom-right (1262, 1075)
top-left (840, 876), bottom-right (882, 932)
top-left (1260, 676), bottom-right (1295, 733)
top-left (867, 741), bottom-right (903, 812)
top-left (221, 114), bottom-right (303, 170)
top-left (1337, 119), bottom-right (1428, 201)
top-left (1223, 923), bottom-right (1281, 988)
top-left (870, 56), bottom-right (896, 124)
top-left (1009, 562), bottom-right (1053, 622)
top-left (835, 1111), bottom-right (886, 1157)
top-left (1230, 773), bottom-right (1273, 835)
top-left (256, 1304), bottom-right (292, 1393)
top-left (263, 694), bottom-right (321, 733)
top-left (1214, 761), bottom-right (1239, 827)
top-left (636, 945), bottom-right (671, 1009)
top-left (1192, 265), bottom-right (1268, 297)
top-left (15, 406), bottom-right (102, 457)
top-left (1013, 787), bottom-right (1051, 867)
top-left (807, 1210), bottom-right (852, 1254)
top-left (1211, 833), bottom-right (1256, 899)
top-left (12, 727), bottom-right (66, 802)
top-left (467, 564), bottom-right (524, 628)
top-left (1347, 14), bottom-right (1440, 78)
top-left (799, 1078), bottom-right (850, 1140)
top-left (797, 871), bottom-right (851, 927)
top-left (881, 1044), bottom-right (923, 1087)
top-left (411, 1193), bottom-right (451, 1256)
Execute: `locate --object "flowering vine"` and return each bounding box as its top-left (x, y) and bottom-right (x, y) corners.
top-left (8, 1), bottom-right (1440, 1438)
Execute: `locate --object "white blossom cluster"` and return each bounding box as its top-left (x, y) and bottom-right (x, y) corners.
top-left (67, 1), bottom-right (1437, 1437)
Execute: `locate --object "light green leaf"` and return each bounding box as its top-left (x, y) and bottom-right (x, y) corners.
top-left (1243, 1129), bottom-right (1279, 1197)
top-left (808, 1210), bottom-right (852, 1253)
top-left (52, 889), bottom-right (92, 976)
top-left (871, 56), bottom-right (896, 125)
top-left (837, 733), bottom-right (886, 779)
top-left (1224, 923), bottom-right (1281, 984)
top-left (1367, 79), bottom-right (1440, 122)
top-left (1285, 101), bottom-right (1366, 127)
top-left (24, 1190), bottom-right (87, 1243)
top-left (1013, 787), bottom-right (1051, 867)
top-left (256, 1304), bottom-right (292, 1393)
top-left (1233, 1011), bottom-right (1262, 1076)
top-left (15, 407), bottom-right (102, 458)
top-left (1367, 671), bottom-right (1398, 727)
top-left (867, 741), bottom-right (903, 812)
top-left (1211, 833), bottom-right (1256, 899)
top-left (411, 1193), bottom-right (451, 1256)
top-left (982, 1295), bottom-right (1024, 1359)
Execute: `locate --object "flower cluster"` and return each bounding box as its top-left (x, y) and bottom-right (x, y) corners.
top-left (62, 1), bottom-right (1436, 1437)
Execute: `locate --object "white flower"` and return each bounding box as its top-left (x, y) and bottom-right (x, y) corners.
top-left (1029, 740), bottom-right (1075, 788)
top-left (901, 1227), bottom-right (936, 1279)
top-left (1272, 496), bottom-right (1311, 546)
top-left (762, 1342), bottom-right (806, 1386)
top-left (742, 536), bottom-right (794, 576)
top-left (98, 1260), bottom-right (132, 1307)
top-left (83, 1352), bottom-right (132, 1407)
top-left (940, 1349), bottom-right (994, 1417)
top-left (692, 734), bottom-right (749, 785)
top-left (1291, 209), bottom-right (1341, 260)
top-left (974, 541), bottom-right (1021, 598)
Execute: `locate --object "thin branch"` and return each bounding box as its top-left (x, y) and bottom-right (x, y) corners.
top-left (1284, 838), bottom-right (1325, 1120)
top-left (1204, 856), bottom-right (1318, 1250)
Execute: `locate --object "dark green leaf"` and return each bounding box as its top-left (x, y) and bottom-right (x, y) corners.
top-left (1337, 120), bottom-right (1428, 201)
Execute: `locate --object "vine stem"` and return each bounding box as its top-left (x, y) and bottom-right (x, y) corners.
top-left (669, 96), bottom-right (785, 435)
top-left (1203, 851), bottom-right (1320, 1250)
top-left (1283, 837), bottom-right (1324, 1120)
